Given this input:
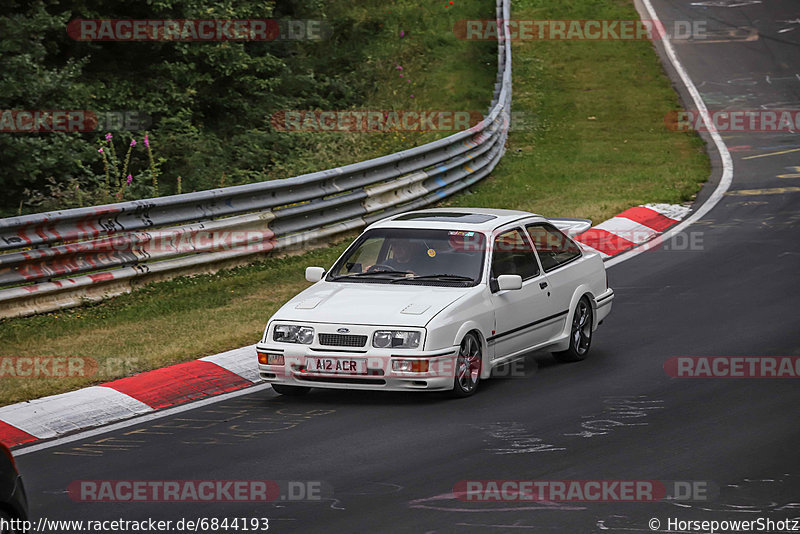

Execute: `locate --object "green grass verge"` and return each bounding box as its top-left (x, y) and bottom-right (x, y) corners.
top-left (268, 0), bottom-right (496, 178)
top-left (0, 0), bottom-right (709, 406)
top-left (443, 0), bottom-right (709, 220)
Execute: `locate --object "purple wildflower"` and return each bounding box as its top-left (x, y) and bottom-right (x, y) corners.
top-left (126, 174), bottom-right (133, 185)
top-left (105, 133), bottom-right (113, 141)
top-left (130, 139), bottom-right (137, 147)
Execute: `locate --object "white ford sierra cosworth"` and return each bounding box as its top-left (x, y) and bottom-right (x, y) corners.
top-left (256, 208), bottom-right (613, 397)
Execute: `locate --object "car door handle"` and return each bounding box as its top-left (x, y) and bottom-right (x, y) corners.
top-left (539, 281), bottom-right (548, 289)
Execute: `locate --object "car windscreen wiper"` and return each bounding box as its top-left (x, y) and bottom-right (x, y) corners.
top-left (332, 269), bottom-right (414, 280)
top-left (390, 274), bottom-right (475, 283)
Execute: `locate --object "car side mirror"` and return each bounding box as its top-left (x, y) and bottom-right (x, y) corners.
top-left (496, 274), bottom-right (523, 291)
top-left (305, 266), bottom-right (326, 283)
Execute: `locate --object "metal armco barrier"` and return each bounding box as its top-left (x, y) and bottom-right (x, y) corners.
top-left (0, 0), bottom-right (512, 319)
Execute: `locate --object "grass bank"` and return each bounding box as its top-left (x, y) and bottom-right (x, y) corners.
top-left (443, 0), bottom-right (708, 220)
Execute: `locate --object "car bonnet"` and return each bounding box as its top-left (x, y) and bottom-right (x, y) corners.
top-left (270, 281), bottom-right (473, 327)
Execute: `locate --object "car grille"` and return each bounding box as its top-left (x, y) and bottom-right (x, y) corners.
top-left (318, 333), bottom-right (368, 348)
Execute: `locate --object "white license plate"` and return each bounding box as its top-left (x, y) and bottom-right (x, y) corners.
top-left (306, 358), bottom-right (367, 374)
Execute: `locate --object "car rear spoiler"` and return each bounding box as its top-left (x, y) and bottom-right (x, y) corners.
top-left (546, 218), bottom-right (592, 236)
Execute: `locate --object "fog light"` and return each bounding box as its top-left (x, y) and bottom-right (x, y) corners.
top-left (392, 360), bottom-right (429, 373)
top-left (258, 352), bottom-right (284, 365)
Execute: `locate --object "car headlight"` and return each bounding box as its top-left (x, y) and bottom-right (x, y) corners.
top-left (373, 330), bottom-right (421, 349)
top-left (273, 324), bottom-right (315, 344)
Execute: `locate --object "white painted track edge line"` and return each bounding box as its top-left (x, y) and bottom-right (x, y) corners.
top-left (13, 383), bottom-right (273, 455)
top-left (605, 0), bottom-right (734, 268)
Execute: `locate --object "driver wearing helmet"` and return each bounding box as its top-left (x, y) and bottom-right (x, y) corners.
top-left (365, 239), bottom-right (423, 274)
top-left (385, 240), bottom-right (417, 271)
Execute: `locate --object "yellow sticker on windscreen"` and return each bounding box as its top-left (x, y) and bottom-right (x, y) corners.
top-left (427, 249), bottom-right (436, 257)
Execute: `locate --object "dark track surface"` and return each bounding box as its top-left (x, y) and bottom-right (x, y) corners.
top-left (17, 1), bottom-right (800, 532)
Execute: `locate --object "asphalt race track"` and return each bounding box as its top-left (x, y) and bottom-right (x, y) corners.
top-left (16, 1), bottom-right (800, 532)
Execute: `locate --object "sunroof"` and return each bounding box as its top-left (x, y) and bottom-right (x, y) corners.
top-left (394, 212), bottom-right (497, 223)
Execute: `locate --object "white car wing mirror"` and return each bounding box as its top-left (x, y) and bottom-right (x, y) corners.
top-left (305, 266), bottom-right (326, 283)
top-left (496, 274), bottom-right (523, 291)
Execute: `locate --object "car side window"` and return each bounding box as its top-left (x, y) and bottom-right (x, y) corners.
top-left (526, 223), bottom-right (581, 272)
top-left (491, 228), bottom-right (539, 280)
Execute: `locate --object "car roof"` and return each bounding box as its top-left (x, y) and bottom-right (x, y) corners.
top-left (368, 208), bottom-right (546, 231)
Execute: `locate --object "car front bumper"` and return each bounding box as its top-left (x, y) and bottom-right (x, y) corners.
top-left (256, 344), bottom-right (460, 392)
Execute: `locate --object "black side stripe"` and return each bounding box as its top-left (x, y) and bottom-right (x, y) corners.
top-left (596, 293), bottom-right (613, 303)
top-left (487, 310), bottom-right (569, 342)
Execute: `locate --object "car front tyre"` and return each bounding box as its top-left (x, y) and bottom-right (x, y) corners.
top-left (451, 332), bottom-right (482, 398)
top-left (271, 384), bottom-right (311, 396)
top-left (554, 296), bottom-right (592, 363)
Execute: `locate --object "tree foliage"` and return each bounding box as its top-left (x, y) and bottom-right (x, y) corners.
top-left (0, 0), bottom-right (380, 214)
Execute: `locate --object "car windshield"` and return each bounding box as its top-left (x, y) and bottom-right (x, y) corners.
top-left (328, 228), bottom-right (486, 286)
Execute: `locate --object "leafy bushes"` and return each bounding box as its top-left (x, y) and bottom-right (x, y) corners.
top-left (0, 0), bottom-right (380, 214)
top-left (0, 0), bottom-right (495, 216)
